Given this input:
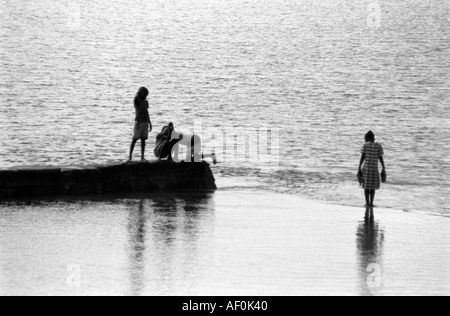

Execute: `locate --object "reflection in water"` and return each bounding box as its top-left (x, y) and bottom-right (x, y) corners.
top-left (356, 207), bottom-right (385, 296)
top-left (127, 200), bottom-right (147, 296)
top-left (126, 192), bottom-right (215, 295)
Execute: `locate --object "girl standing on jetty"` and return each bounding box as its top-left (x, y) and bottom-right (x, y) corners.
top-left (358, 131), bottom-right (387, 207)
top-left (128, 87), bottom-right (153, 162)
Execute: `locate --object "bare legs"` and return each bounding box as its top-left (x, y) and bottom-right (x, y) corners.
top-left (364, 190), bottom-right (370, 206)
top-left (141, 139), bottom-right (147, 162)
top-left (128, 138), bottom-right (147, 162)
top-left (370, 190), bottom-right (376, 206)
top-left (364, 189), bottom-right (376, 207)
top-left (129, 139), bottom-right (138, 162)
top-left (186, 135), bottom-right (217, 165)
top-left (202, 153), bottom-right (217, 165)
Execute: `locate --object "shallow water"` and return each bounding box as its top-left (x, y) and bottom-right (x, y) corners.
top-left (1, 190), bottom-right (449, 296)
top-left (0, 0), bottom-right (449, 214)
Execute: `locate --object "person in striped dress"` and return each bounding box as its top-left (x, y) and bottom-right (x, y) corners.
top-left (358, 131), bottom-right (386, 207)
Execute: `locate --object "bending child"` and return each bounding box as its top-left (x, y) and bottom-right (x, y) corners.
top-left (154, 122), bottom-right (217, 165)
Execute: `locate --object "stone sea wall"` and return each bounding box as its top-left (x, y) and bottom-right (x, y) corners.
top-left (0, 161), bottom-right (217, 198)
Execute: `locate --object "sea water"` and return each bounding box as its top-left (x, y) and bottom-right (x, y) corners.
top-left (0, 0), bottom-right (448, 214)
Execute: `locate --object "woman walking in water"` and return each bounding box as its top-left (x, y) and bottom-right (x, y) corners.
top-left (358, 131), bottom-right (386, 207)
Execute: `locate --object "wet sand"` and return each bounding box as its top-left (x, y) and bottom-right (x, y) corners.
top-left (0, 190), bottom-right (449, 296)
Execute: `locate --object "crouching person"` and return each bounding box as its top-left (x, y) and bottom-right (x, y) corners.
top-left (154, 122), bottom-right (181, 161)
top-left (154, 122), bottom-right (217, 165)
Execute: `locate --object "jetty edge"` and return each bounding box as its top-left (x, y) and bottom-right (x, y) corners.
top-left (0, 160), bottom-right (217, 198)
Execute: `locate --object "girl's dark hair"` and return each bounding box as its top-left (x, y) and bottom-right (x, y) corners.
top-left (365, 131), bottom-right (375, 142)
top-left (138, 87), bottom-right (149, 97)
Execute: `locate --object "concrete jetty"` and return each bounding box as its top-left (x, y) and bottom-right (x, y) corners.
top-left (0, 161), bottom-right (217, 198)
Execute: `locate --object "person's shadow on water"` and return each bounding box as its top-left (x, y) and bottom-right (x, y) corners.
top-left (356, 207), bottom-right (385, 296)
